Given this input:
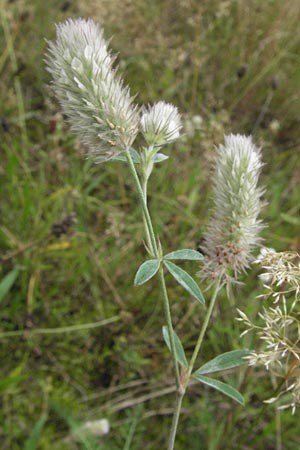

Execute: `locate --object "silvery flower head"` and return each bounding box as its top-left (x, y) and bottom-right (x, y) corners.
top-left (45, 18), bottom-right (140, 161)
top-left (199, 134), bottom-right (264, 283)
top-left (140, 101), bottom-right (182, 146)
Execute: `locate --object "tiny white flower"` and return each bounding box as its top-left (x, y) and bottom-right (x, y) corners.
top-left (140, 101), bottom-right (182, 146)
top-left (259, 272), bottom-right (272, 284)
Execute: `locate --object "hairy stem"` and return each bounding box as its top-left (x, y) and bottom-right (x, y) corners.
top-left (125, 147), bottom-right (180, 388)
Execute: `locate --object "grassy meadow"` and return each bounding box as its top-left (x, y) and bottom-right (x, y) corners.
top-left (1, 0), bottom-right (300, 448)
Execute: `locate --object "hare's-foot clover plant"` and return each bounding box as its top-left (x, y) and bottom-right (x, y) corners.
top-left (46, 18), bottom-right (264, 449)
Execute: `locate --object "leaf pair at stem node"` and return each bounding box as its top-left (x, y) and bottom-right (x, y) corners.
top-left (134, 249), bottom-right (204, 304)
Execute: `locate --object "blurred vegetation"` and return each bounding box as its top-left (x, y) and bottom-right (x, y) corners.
top-left (1, 0), bottom-right (300, 448)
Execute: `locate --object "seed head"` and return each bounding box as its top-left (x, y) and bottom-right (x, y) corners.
top-left (199, 134), bottom-right (264, 283)
top-left (140, 101), bottom-right (182, 146)
top-left (238, 250), bottom-right (300, 414)
top-left (45, 18), bottom-right (139, 160)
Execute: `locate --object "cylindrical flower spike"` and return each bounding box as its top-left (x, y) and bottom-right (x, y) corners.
top-left (199, 134), bottom-right (264, 283)
top-left (45, 18), bottom-right (140, 161)
top-left (140, 101), bottom-right (182, 146)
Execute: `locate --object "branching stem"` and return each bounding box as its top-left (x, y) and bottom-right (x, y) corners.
top-left (167, 277), bottom-right (222, 450)
top-left (125, 147), bottom-right (181, 389)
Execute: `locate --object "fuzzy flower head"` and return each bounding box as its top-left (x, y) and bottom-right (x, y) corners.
top-left (140, 101), bottom-right (182, 146)
top-left (45, 18), bottom-right (140, 160)
top-left (199, 134), bottom-right (264, 283)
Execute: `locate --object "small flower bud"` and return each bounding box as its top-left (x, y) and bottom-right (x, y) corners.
top-left (140, 101), bottom-right (182, 146)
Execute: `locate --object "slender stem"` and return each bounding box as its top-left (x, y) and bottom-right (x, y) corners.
top-left (125, 148), bottom-right (157, 255)
top-left (275, 406), bottom-right (282, 450)
top-left (0, 316), bottom-right (120, 338)
top-left (158, 267), bottom-right (181, 386)
top-left (167, 278), bottom-right (222, 450)
top-left (125, 147), bottom-right (180, 389)
top-left (167, 392), bottom-right (184, 450)
top-left (187, 277), bottom-right (222, 377)
top-left (141, 172), bottom-right (154, 255)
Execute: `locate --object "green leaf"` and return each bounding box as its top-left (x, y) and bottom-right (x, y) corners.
top-left (24, 414), bottom-right (48, 450)
top-left (153, 153), bottom-right (169, 163)
top-left (105, 149), bottom-right (167, 164)
top-left (162, 326), bottom-right (188, 368)
top-left (194, 350), bottom-right (250, 375)
top-left (164, 249), bottom-right (203, 261)
top-left (0, 267), bottom-right (20, 304)
top-left (134, 260), bottom-right (160, 286)
top-left (193, 374), bottom-right (244, 405)
top-left (280, 213), bottom-right (300, 226)
top-left (0, 373), bottom-right (25, 391)
top-left (164, 261), bottom-right (205, 304)
top-left (0, 363), bottom-right (26, 391)
top-left (109, 148), bottom-right (141, 163)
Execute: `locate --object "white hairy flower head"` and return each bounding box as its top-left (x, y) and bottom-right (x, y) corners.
top-left (45, 18), bottom-right (139, 160)
top-left (140, 101), bottom-right (182, 146)
top-left (199, 134), bottom-right (264, 283)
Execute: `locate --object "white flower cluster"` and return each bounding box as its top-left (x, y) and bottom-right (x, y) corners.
top-left (237, 249), bottom-right (300, 414)
top-left (140, 101), bottom-right (182, 146)
top-left (199, 134), bottom-right (264, 283)
top-left (46, 19), bottom-right (182, 161)
top-left (255, 248), bottom-right (300, 305)
top-left (46, 18), bottom-right (140, 160)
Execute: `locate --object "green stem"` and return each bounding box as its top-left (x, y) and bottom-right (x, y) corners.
top-left (125, 148), bottom-right (157, 255)
top-left (125, 147), bottom-right (180, 389)
top-left (167, 392), bottom-right (184, 450)
top-left (187, 277), bottom-right (222, 378)
top-left (167, 277), bottom-right (222, 450)
top-left (0, 316), bottom-right (120, 338)
top-left (158, 267), bottom-right (181, 387)
top-left (141, 172), bottom-right (154, 255)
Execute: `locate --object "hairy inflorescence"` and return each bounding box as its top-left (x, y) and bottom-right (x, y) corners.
top-left (199, 134), bottom-right (265, 284)
top-left (46, 18), bottom-right (140, 161)
top-left (140, 101), bottom-right (182, 147)
top-left (45, 18), bottom-right (182, 162)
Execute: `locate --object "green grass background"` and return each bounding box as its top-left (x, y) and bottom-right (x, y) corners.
top-left (1, 0), bottom-right (300, 448)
